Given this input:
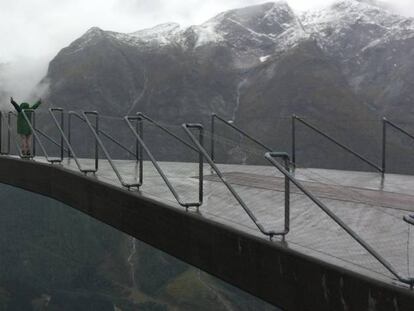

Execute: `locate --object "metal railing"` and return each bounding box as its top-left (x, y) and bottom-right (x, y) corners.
top-left (47, 108), bottom-right (65, 162)
top-left (68, 111), bottom-right (99, 172)
top-left (211, 113), bottom-right (273, 163)
top-left (68, 112), bottom-right (137, 163)
top-left (21, 109), bottom-right (63, 163)
top-left (0, 111), bottom-right (11, 155)
top-left (265, 151), bottom-right (414, 287)
top-left (0, 111), bottom-right (20, 156)
top-left (183, 123), bottom-right (289, 238)
top-left (36, 128), bottom-right (69, 155)
top-left (382, 118), bottom-right (414, 176)
top-left (127, 112), bottom-right (199, 188)
top-left (292, 115), bottom-right (383, 174)
top-left (2, 110), bottom-right (69, 159)
top-left (82, 111), bottom-right (141, 190)
top-left (47, 108), bottom-right (96, 174)
top-left (2, 108), bottom-right (413, 286)
top-left (125, 115), bottom-right (203, 209)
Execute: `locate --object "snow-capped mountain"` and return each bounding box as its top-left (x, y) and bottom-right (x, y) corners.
top-left (43, 0), bottom-right (414, 171)
top-left (302, 0), bottom-right (414, 52)
top-left (63, 1), bottom-right (307, 68)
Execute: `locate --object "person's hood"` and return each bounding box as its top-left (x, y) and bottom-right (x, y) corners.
top-left (20, 103), bottom-right (30, 109)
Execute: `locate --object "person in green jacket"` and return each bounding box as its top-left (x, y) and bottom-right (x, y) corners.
top-left (10, 97), bottom-right (42, 156)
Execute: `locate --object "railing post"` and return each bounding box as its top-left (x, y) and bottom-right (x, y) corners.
top-left (198, 126), bottom-right (204, 205)
top-left (32, 111), bottom-right (36, 157)
top-left (138, 116), bottom-right (143, 185)
top-left (68, 113), bottom-right (72, 159)
top-left (292, 115), bottom-right (296, 171)
top-left (0, 111), bottom-right (6, 155)
top-left (283, 155), bottom-right (290, 235)
top-left (211, 113), bottom-right (215, 163)
top-left (0, 111), bottom-right (8, 155)
top-left (7, 112), bottom-right (11, 155)
top-left (265, 152), bottom-right (291, 237)
top-left (94, 113), bottom-right (99, 171)
top-left (60, 110), bottom-right (64, 161)
top-left (50, 108), bottom-right (66, 161)
top-left (381, 118), bottom-right (387, 179)
top-left (135, 117), bottom-right (139, 162)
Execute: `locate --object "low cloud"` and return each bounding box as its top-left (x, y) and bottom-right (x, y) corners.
top-left (0, 58), bottom-right (49, 109)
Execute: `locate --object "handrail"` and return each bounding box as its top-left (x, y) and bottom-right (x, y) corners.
top-left (21, 109), bottom-right (63, 163)
top-left (183, 123), bottom-right (289, 238)
top-left (137, 112), bottom-right (198, 152)
top-left (382, 118), bottom-right (414, 176)
top-left (292, 115), bottom-right (383, 173)
top-left (125, 116), bottom-right (203, 209)
top-left (35, 128), bottom-right (69, 155)
top-left (211, 113), bottom-right (273, 163)
top-left (68, 113), bottom-right (137, 159)
top-left (83, 111), bottom-right (141, 190)
top-left (48, 109), bottom-right (97, 174)
top-left (265, 152), bottom-right (414, 287)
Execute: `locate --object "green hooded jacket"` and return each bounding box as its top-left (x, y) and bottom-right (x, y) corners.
top-left (10, 99), bottom-right (42, 135)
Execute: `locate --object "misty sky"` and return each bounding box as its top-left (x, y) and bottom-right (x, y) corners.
top-left (1, 0), bottom-right (414, 99)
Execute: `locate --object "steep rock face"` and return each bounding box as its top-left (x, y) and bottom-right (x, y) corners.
top-left (42, 0), bottom-right (414, 170)
top-left (236, 40), bottom-right (380, 169)
top-left (47, 27), bottom-right (239, 121)
top-left (47, 28), bottom-right (147, 115)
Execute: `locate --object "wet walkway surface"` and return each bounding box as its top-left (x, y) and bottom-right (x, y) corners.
top-left (35, 157), bottom-right (414, 288)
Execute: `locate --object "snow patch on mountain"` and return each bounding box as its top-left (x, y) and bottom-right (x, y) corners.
top-left (260, 55), bottom-right (271, 62)
top-left (67, 27), bottom-right (107, 55)
top-left (129, 23), bottom-right (182, 45)
top-left (192, 21), bottom-right (224, 48)
top-left (262, 1), bottom-right (297, 31)
top-left (301, 0), bottom-right (414, 53)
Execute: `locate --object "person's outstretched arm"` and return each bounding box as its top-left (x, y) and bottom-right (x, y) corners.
top-left (31, 99), bottom-right (42, 110)
top-left (10, 97), bottom-right (21, 112)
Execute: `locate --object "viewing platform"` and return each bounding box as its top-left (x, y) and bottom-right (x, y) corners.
top-left (2, 157), bottom-right (414, 309)
top-left (41, 158), bottom-right (414, 287)
top-left (1, 110), bottom-right (414, 310)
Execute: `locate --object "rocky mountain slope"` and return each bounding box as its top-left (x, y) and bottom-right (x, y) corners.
top-left (41, 0), bottom-right (414, 171)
